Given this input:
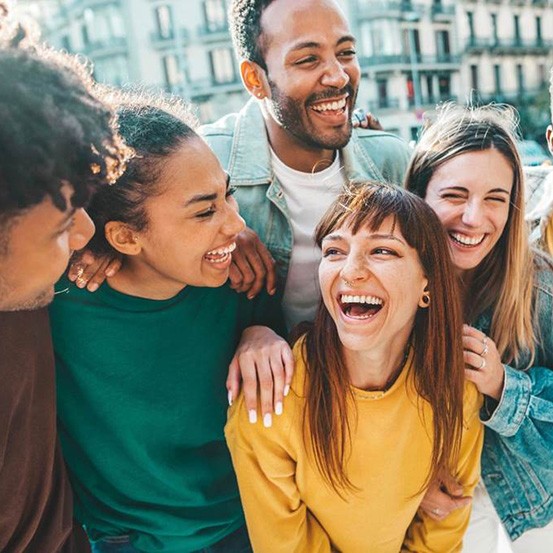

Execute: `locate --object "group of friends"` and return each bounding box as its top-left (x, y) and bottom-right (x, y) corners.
top-left (0, 0), bottom-right (552, 552)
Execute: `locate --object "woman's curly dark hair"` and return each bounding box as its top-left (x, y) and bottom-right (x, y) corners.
top-left (0, 13), bottom-right (131, 221)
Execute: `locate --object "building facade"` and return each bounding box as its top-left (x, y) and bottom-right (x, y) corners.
top-left (27, 0), bottom-right (553, 140)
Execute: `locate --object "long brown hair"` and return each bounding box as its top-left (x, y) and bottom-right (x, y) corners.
top-left (303, 183), bottom-right (465, 493)
top-left (405, 103), bottom-right (535, 365)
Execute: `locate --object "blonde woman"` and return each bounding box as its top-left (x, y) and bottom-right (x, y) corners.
top-left (406, 104), bottom-right (553, 552)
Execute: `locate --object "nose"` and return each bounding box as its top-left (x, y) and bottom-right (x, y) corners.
top-left (69, 208), bottom-right (95, 251)
top-left (320, 58), bottom-right (350, 90)
top-left (461, 199), bottom-right (485, 228)
top-left (223, 196), bottom-right (246, 237)
top-left (340, 250), bottom-right (369, 287)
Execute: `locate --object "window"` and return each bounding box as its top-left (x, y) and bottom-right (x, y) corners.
top-left (163, 54), bottom-right (181, 89)
top-left (467, 12), bottom-right (475, 40)
top-left (516, 64), bottom-right (524, 93)
top-left (491, 14), bottom-right (498, 45)
top-left (438, 75), bottom-right (451, 99)
top-left (514, 15), bottom-right (521, 44)
top-left (203, 0), bottom-right (226, 31)
top-left (377, 79), bottom-right (388, 108)
top-left (209, 48), bottom-right (236, 84)
top-left (536, 16), bottom-right (542, 44)
top-left (155, 5), bottom-right (174, 39)
top-left (426, 75), bottom-right (434, 102)
top-left (436, 30), bottom-right (450, 60)
top-left (493, 64), bottom-right (502, 95)
top-left (539, 63), bottom-right (547, 87)
top-left (470, 64), bottom-right (479, 92)
top-left (61, 34), bottom-right (71, 51)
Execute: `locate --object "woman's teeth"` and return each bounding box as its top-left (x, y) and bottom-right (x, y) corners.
top-left (340, 294), bottom-right (383, 305)
top-left (204, 242), bottom-right (236, 263)
top-left (450, 232), bottom-right (485, 246)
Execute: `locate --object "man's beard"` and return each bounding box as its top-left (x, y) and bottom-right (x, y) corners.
top-left (0, 278), bottom-right (54, 311)
top-left (267, 79), bottom-right (356, 151)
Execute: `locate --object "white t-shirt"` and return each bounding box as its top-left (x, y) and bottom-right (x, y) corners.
top-left (270, 150), bottom-right (346, 330)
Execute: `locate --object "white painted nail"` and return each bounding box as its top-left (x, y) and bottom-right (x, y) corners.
top-left (248, 410), bottom-right (257, 424)
top-left (284, 384), bottom-right (290, 397)
top-left (263, 413), bottom-right (272, 428)
top-left (227, 390), bottom-right (233, 406)
top-left (275, 402), bottom-right (283, 416)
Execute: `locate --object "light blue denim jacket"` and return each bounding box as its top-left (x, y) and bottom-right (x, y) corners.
top-left (475, 253), bottom-right (553, 540)
top-left (199, 99), bottom-right (411, 284)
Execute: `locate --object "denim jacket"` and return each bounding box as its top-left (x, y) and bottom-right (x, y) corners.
top-left (475, 253), bottom-right (553, 540)
top-left (199, 99), bottom-right (411, 284)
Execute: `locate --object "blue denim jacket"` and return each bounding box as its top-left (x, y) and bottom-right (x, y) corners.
top-left (199, 99), bottom-right (411, 284)
top-left (475, 253), bottom-right (553, 540)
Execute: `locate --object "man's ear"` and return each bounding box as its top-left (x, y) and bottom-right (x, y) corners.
top-left (105, 221), bottom-right (142, 256)
top-left (240, 60), bottom-right (269, 100)
top-left (546, 125), bottom-right (553, 156)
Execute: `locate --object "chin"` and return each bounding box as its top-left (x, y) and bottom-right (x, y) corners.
top-left (2, 287), bottom-right (55, 312)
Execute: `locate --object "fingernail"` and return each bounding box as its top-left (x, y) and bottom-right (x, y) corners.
top-left (248, 410), bottom-right (257, 424)
top-left (106, 269), bottom-right (116, 277)
top-left (275, 401), bottom-right (283, 416)
top-left (269, 288), bottom-right (276, 296)
top-left (76, 280), bottom-right (85, 288)
top-left (284, 384), bottom-right (290, 397)
top-left (88, 283), bottom-right (98, 292)
top-left (228, 390), bottom-right (233, 406)
top-left (247, 294), bottom-right (254, 300)
top-left (263, 413), bottom-right (272, 428)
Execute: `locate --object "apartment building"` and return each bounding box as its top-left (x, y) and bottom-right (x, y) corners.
top-left (27, 0), bottom-right (553, 140)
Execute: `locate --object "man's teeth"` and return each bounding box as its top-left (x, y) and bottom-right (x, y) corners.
top-left (450, 232), bottom-right (485, 246)
top-left (341, 294), bottom-right (383, 305)
top-left (311, 98), bottom-right (347, 112)
top-left (205, 242), bottom-right (236, 262)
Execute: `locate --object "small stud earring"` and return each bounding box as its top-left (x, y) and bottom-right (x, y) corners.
top-left (421, 292), bottom-right (430, 306)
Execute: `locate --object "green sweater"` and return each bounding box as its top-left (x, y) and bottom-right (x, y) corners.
top-left (49, 279), bottom-right (282, 552)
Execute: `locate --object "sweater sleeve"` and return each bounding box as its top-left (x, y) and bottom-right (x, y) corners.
top-left (225, 395), bottom-right (332, 553)
top-left (401, 384), bottom-right (484, 553)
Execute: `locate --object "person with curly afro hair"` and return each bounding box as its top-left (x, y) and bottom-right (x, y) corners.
top-left (0, 6), bottom-right (130, 552)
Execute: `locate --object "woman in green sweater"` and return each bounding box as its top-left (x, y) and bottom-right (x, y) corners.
top-left (49, 94), bottom-right (285, 553)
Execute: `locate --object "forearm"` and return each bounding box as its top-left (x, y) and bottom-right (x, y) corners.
top-left (481, 364), bottom-right (553, 467)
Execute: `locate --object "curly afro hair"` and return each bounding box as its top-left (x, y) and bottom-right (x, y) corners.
top-left (228, 0), bottom-right (277, 70)
top-left (0, 14), bottom-right (131, 222)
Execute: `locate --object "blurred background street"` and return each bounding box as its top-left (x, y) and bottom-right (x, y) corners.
top-left (13, 0), bottom-right (553, 154)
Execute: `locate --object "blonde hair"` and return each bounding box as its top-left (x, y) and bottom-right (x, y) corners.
top-left (406, 103), bottom-right (535, 365)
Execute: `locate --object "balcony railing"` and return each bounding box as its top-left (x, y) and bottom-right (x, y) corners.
top-left (360, 53), bottom-right (460, 68)
top-left (150, 28), bottom-right (190, 48)
top-left (197, 22), bottom-right (230, 41)
top-left (355, 0), bottom-right (424, 20)
top-left (430, 3), bottom-right (455, 18)
top-left (465, 36), bottom-right (553, 52)
top-left (81, 36), bottom-right (127, 57)
top-left (368, 98), bottom-right (401, 111)
top-left (408, 94), bottom-right (457, 107)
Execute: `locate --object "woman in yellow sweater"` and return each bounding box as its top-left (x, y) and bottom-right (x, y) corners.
top-left (225, 183), bottom-right (484, 553)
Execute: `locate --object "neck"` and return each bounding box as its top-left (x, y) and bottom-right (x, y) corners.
top-left (344, 336), bottom-right (410, 391)
top-left (107, 258), bottom-right (184, 300)
top-left (262, 111), bottom-right (336, 173)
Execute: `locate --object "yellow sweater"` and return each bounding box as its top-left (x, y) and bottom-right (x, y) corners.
top-left (225, 345), bottom-right (483, 553)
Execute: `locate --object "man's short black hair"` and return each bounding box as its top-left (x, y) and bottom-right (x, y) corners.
top-left (0, 15), bottom-right (129, 224)
top-left (228, 0), bottom-right (277, 70)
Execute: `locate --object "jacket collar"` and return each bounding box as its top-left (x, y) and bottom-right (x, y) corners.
top-left (227, 99), bottom-right (384, 185)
